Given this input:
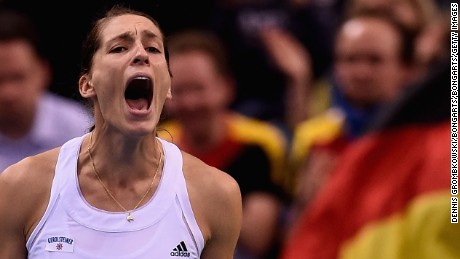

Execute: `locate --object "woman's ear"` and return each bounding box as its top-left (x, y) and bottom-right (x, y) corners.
top-left (166, 87), bottom-right (172, 99)
top-left (79, 76), bottom-right (96, 98)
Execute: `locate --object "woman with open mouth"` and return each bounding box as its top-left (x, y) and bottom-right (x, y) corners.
top-left (0, 4), bottom-right (242, 259)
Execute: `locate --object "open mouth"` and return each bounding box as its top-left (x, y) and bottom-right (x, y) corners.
top-left (124, 76), bottom-right (153, 111)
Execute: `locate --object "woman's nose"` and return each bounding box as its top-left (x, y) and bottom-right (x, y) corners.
top-left (133, 44), bottom-right (149, 65)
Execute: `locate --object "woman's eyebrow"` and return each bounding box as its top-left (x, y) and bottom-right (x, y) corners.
top-left (106, 30), bottom-right (161, 45)
top-left (141, 29), bottom-right (162, 42)
top-left (106, 31), bottom-right (135, 45)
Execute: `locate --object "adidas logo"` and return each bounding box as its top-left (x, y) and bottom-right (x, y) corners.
top-left (170, 241), bottom-right (190, 257)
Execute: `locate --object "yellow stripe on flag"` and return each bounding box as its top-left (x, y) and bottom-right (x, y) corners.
top-left (339, 191), bottom-right (460, 259)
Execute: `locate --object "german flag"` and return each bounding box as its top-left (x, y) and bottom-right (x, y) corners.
top-left (280, 60), bottom-right (460, 258)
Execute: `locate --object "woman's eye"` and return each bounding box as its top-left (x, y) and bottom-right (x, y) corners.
top-left (111, 46), bottom-right (127, 53)
top-left (146, 47), bottom-right (160, 53)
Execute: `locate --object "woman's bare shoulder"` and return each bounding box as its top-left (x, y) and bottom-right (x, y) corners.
top-left (181, 151), bottom-right (242, 228)
top-left (0, 147), bottom-right (61, 214)
top-left (181, 151), bottom-right (240, 197)
top-left (181, 151), bottom-right (242, 254)
top-left (1, 147), bottom-right (60, 184)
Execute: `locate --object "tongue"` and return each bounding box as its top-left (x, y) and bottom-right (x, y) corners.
top-left (126, 99), bottom-right (148, 110)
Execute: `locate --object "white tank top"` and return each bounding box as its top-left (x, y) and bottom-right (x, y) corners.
top-left (26, 135), bottom-right (205, 258)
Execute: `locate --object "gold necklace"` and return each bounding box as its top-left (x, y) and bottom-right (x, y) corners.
top-left (87, 132), bottom-right (163, 222)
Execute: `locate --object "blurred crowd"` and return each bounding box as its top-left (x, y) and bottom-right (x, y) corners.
top-left (0, 0), bottom-right (456, 258)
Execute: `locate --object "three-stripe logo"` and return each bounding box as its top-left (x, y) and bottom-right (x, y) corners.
top-left (170, 241), bottom-right (190, 257)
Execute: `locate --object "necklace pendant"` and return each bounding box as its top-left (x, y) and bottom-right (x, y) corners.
top-left (127, 212), bottom-right (134, 222)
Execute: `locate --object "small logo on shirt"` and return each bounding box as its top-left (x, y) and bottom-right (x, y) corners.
top-left (170, 241), bottom-right (190, 257)
top-left (45, 236), bottom-right (74, 252)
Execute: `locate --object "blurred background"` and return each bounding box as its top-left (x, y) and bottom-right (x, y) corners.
top-left (0, 0), bottom-right (216, 101)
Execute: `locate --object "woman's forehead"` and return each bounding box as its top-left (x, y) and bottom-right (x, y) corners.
top-left (100, 14), bottom-right (162, 41)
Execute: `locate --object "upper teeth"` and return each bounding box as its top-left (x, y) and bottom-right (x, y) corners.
top-left (135, 76), bottom-right (149, 80)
